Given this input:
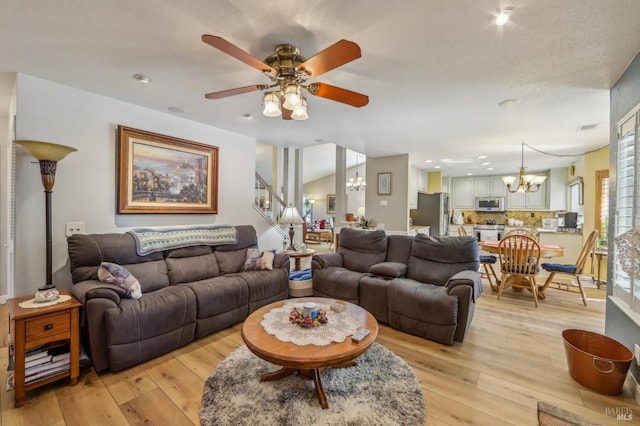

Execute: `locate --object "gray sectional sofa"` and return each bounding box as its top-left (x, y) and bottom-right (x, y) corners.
top-left (312, 228), bottom-right (482, 345)
top-left (67, 225), bottom-right (289, 372)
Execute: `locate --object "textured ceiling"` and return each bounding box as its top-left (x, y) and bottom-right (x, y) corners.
top-left (1, 0), bottom-right (640, 180)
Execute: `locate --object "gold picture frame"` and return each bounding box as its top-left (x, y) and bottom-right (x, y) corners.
top-left (117, 125), bottom-right (219, 214)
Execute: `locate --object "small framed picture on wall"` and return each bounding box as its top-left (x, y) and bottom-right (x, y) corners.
top-left (377, 172), bottom-right (392, 195)
top-left (327, 194), bottom-right (336, 214)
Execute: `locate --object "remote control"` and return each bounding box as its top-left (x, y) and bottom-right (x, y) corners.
top-left (351, 328), bottom-right (370, 343)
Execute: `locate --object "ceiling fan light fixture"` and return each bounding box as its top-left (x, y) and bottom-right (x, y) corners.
top-left (291, 97), bottom-right (309, 120)
top-left (282, 83), bottom-right (302, 110)
top-left (262, 92), bottom-right (281, 117)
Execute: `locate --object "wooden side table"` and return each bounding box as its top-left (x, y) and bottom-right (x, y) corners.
top-left (285, 249), bottom-right (315, 271)
top-left (7, 289), bottom-right (81, 407)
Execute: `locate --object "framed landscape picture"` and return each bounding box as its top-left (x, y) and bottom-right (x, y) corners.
top-left (117, 125), bottom-right (219, 214)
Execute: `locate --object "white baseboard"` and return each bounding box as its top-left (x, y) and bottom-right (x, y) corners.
top-left (0, 294), bottom-right (10, 304)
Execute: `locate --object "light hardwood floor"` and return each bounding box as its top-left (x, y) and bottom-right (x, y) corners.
top-left (0, 244), bottom-right (636, 425)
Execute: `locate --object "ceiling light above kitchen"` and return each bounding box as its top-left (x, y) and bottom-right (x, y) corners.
top-left (133, 74), bottom-right (151, 83)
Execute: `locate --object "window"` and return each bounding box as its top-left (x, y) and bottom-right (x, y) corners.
top-left (612, 106), bottom-right (640, 316)
top-left (596, 170), bottom-right (609, 247)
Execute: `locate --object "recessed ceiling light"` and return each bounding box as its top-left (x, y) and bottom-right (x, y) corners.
top-left (466, 172), bottom-right (473, 176)
top-left (442, 158), bottom-right (474, 164)
top-left (487, 167), bottom-right (494, 171)
top-left (133, 74), bottom-right (151, 83)
top-left (495, 7), bottom-right (513, 26)
top-left (498, 98), bottom-right (520, 107)
top-left (168, 106), bottom-right (186, 114)
top-left (478, 155), bottom-right (486, 159)
top-left (424, 160), bottom-right (432, 163)
top-left (482, 162), bottom-right (490, 166)
top-left (434, 165), bottom-right (441, 169)
top-left (241, 113), bottom-right (254, 119)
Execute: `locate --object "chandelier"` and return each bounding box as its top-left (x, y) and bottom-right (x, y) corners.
top-left (502, 142), bottom-right (547, 193)
top-left (346, 153), bottom-right (366, 191)
top-left (262, 82), bottom-right (309, 120)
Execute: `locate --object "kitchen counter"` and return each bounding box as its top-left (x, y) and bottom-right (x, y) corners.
top-left (536, 228), bottom-right (582, 234)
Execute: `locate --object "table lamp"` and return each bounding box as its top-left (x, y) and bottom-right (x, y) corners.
top-left (15, 140), bottom-right (77, 299)
top-left (278, 204), bottom-right (304, 251)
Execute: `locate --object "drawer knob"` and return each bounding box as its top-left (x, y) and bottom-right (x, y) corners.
top-left (44, 323), bottom-right (53, 330)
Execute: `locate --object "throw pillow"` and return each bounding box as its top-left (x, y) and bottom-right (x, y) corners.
top-left (97, 262), bottom-right (143, 299)
top-left (242, 248), bottom-right (275, 271)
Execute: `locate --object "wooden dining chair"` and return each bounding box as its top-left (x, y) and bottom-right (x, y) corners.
top-left (504, 228), bottom-right (537, 240)
top-left (540, 230), bottom-right (599, 306)
top-left (498, 235), bottom-right (542, 306)
top-left (459, 226), bottom-right (499, 291)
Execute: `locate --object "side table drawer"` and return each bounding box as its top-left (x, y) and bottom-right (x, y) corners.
top-left (25, 311), bottom-right (71, 345)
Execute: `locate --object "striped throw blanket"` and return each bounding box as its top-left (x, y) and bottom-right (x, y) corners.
top-left (129, 225), bottom-right (237, 256)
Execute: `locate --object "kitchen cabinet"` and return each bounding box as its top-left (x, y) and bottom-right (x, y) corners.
top-left (547, 168), bottom-right (567, 211)
top-left (451, 177), bottom-right (475, 209)
top-left (538, 231), bottom-right (583, 266)
top-left (409, 168), bottom-right (429, 209)
top-left (474, 176), bottom-right (506, 197)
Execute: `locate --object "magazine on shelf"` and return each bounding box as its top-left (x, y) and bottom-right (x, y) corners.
top-left (26, 358), bottom-right (70, 376)
top-left (6, 334), bottom-right (14, 391)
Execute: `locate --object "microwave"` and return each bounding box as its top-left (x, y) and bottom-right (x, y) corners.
top-left (475, 196), bottom-right (506, 212)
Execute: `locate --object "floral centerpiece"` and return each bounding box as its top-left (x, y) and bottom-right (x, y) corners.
top-left (289, 308), bottom-right (328, 328)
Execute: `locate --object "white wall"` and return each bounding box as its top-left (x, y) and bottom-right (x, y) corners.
top-left (13, 74), bottom-right (259, 297)
top-left (302, 165), bottom-right (366, 221)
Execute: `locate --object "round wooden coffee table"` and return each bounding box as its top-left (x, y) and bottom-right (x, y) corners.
top-left (241, 297), bottom-right (378, 409)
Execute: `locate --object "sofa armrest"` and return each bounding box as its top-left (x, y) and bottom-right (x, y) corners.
top-left (273, 253), bottom-right (290, 271)
top-left (369, 262), bottom-right (407, 278)
top-left (311, 253), bottom-right (343, 272)
top-left (445, 270), bottom-right (482, 302)
top-left (71, 280), bottom-right (124, 305)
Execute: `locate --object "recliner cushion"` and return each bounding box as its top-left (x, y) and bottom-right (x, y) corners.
top-left (407, 235), bottom-right (479, 285)
top-left (166, 253), bottom-right (220, 284)
top-left (338, 228), bottom-right (388, 273)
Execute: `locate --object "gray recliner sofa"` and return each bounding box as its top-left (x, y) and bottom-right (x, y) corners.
top-left (67, 225), bottom-right (289, 372)
top-left (312, 228), bottom-right (481, 345)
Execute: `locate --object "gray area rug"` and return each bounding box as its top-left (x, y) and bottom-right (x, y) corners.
top-left (200, 342), bottom-right (426, 425)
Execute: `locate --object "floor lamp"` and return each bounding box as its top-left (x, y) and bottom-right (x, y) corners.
top-left (278, 204), bottom-right (304, 251)
top-left (15, 140), bottom-right (77, 298)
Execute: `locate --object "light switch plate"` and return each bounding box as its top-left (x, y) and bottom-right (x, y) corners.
top-left (65, 221), bottom-right (85, 237)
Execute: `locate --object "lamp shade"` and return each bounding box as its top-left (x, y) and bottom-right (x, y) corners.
top-left (15, 140), bottom-right (77, 161)
top-left (262, 92), bottom-right (282, 117)
top-left (278, 205), bottom-right (304, 225)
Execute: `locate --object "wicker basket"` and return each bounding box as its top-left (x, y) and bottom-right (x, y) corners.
top-left (562, 329), bottom-right (633, 395)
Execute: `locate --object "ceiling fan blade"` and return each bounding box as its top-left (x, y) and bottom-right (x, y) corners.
top-left (308, 83), bottom-right (369, 107)
top-left (280, 97), bottom-right (293, 120)
top-left (204, 84), bottom-right (266, 99)
top-left (298, 40), bottom-right (361, 78)
top-left (202, 35), bottom-right (275, 74)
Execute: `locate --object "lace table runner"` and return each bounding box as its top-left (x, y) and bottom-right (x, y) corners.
top-left (261, 302), bottom-right (360, 346)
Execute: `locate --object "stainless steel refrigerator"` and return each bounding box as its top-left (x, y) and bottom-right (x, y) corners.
top-left (409, 192), bottom-right (450, 236)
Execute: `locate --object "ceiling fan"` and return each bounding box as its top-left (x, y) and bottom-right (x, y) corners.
top-left (202, 35), bottom-right (369, 120)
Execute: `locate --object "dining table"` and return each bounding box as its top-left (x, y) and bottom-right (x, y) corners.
top-left (479, 240), bottom-right (565, 298)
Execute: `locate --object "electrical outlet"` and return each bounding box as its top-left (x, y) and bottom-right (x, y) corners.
top-left (635, 344), bottom-right (640, 366)
top-left (65, 221), bottom-right (85, 237)
top-left (530, 212), bottom-right (535, 218)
